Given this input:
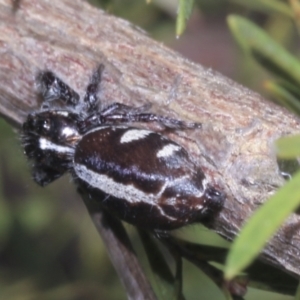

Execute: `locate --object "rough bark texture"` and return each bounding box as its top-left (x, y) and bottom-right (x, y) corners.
top-left (1, 0), bottom-right (300, 283)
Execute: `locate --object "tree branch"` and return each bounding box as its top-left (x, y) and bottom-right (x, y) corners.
top-left (1, 0), bottom-right (300, 286)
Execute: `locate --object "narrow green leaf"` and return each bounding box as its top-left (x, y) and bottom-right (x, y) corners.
top-left (225, 171), bottom-right (300, 280)
top-left (289, 0), bottom-right (300, 34)
top-left (227, 15), bottom-right (300, 85)
top-left (230, 0), bottom-right (292, 18)
top-left (276, 134), bottom-right (300, 158)
top-left (272, 79), bottom-right (300, 100)
top-left (264, 80), bottom-right (300, 114)
top-left (176, 0), bottom-right (194, 37)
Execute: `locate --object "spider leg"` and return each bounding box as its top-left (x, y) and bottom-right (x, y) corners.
top-left (37, 71), bottom-right (80, 107)
top-left (102, 113), bottom-right (201, 129)
top-left (83, 64), bottom-right (104, 112)
top-left (100, 102), bottom-right (152, 116)
top-left (79, 111), bottom-right (200, 133)
top-left (99, 103), bottom-right (199, 128)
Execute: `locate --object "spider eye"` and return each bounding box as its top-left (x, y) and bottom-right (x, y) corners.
top-left (42, 119), bottom-right (50, 131)
top-left (36, 118), bottom-right (51, 135)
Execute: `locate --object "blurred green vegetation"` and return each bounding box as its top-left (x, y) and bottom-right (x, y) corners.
top-left (224, 1), bottom-right (300, 288)
top-left (0, 119), bottom-right (126, 300)
top-left (2, 0), bottom-right (300, 299)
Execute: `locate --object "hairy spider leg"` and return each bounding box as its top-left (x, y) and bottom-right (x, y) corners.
top-left (100, 102), bottom-right (152, 116)
top-left (78, 102), bottom-right (152, 132)
top-left (102, 112), bottom-right (202, 129)
top-left (83, 64), bottom-right (104, 113)
top-left (37, 71), bottom-right (80, 107)
top-left (79, 110), bottom-right (201, 133)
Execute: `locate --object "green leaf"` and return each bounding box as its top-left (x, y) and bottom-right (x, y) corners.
top-left (270, 79), bottom-right (300, 100)
top-left (276, 134), bottom-right (300, 158)
top-left (264, 80), bottom-right (300, 114)
top-left (289, 0), bottom-right (300, 34)
top-left (176, 0), bottom-right (194, 37)
top-left (230, 0), bottom-right (292, 17)
top-left (224, 170), bottom-right (300, 280)
top-left (227, 15), bottom-right (300, 85)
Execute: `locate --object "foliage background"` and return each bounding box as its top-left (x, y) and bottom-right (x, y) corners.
top-left (0, 0), bottom-right (296, 299)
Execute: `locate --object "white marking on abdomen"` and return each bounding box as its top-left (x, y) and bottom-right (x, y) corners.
top-left (157, 144), bottom-right (181, 158)
top-left (120, 129), bottom-right (152, 143)
top-left (74, 163), bottom-right (176, 220)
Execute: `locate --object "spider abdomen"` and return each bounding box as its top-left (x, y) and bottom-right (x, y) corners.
top-left (73, 126), bottom-right (224, 230)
